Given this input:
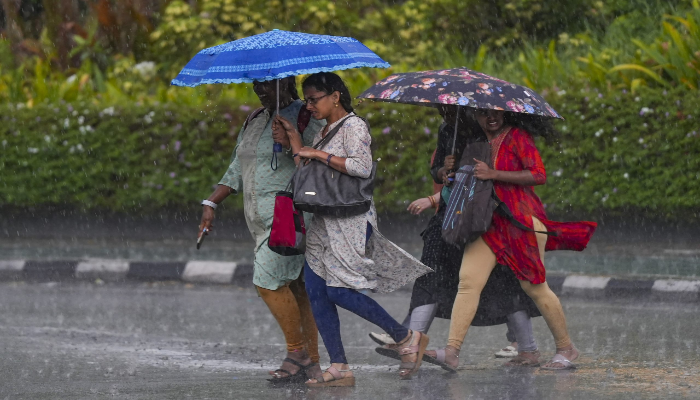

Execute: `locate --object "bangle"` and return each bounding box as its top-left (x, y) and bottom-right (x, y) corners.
top-left (428, 195), bottom-right (437, 208)
top-left (326, 154), bottom-right (334, 166)
top-left (201, 199), bottom-right (218, 209)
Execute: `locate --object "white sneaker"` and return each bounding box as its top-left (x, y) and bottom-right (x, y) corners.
top-left (495, 345), bottom-right (518, 358)
top-left (369, 332), bottom-right (395, 346)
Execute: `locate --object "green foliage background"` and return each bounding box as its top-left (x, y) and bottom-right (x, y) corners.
top-left (2, 87), bottom-right (698, 218)
top-left (1, 0), bottom-right (699, 219)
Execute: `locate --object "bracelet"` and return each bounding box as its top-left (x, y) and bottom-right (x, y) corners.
top-left (201, 199), bottom-right (218, 209)
top-left (428, 195), bottom-right (437, 208)
top-left (326, 154), bottom-right (334, 166)
top-left (293, 153), bottom-right (299, 158)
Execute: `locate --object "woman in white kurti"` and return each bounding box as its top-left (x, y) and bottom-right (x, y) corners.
top-left (275, 72), bottom-right (432, 387)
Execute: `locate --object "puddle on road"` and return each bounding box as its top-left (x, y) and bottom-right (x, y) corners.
top-left (6, 324), bottom-right (699, 398)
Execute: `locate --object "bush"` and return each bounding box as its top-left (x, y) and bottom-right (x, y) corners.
top-left (539, 86), bottom-right (700, 219)
top-left (1, 87), bottom-right (699, 219)
top-left (0, 101), bottom-right (244, 211)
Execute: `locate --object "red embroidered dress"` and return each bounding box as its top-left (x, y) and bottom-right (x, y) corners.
top-left (481, 128), bottom-right (597, 284)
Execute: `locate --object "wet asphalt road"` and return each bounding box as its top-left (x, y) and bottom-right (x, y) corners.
top-left (1, 281), bottom-right (699, 399)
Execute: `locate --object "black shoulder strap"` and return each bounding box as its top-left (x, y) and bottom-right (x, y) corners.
top-left (492, 192), bottom-right (558, 236)
top-left (312, 114), bottom-right (364, 150)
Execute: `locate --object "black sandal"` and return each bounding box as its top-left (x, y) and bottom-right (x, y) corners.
top-left (267, 357), bottom-right (311, 385)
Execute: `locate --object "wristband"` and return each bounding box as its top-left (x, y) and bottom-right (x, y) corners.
top-left (201, 199), bottom-right (218, 209)
top-left (326, 154), bottom-right (334, 166)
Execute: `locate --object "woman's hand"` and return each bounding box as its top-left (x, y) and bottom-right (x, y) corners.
top-left (441, 170), bottom-right (456, 186)
top-left (443, 155), bottom-right (456, 171)
top-left (274, 115), bottom-right (304, 158)
top-left (473, 158), bottom-right (497, 180)
top-left (296, 146), bottom-right (320, 160)
top-left (199, 206), bottom-right (215, 238)
top-left (407, 197), bottom-right (432, 215)
top-left (273, 115), bottom-right (297, 136)
top-left (271, 118), bottom-right (291, 149)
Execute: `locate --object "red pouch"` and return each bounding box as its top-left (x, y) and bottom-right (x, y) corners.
top-left (268, 191), bottom-right (306, 256)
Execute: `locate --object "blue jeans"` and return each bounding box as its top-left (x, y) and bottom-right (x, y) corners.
top-left (304, 223), bottom-right (408, 364)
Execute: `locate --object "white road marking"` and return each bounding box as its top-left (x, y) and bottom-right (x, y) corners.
top-left (182, 261), bottom-right (238, 284)
top-left (562, 275), bottom-right (611, 289)
top-left (652, 279), bottom-right (700, 292)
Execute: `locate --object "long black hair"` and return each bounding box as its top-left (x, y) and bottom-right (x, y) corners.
top-left (503, 112), bottom-right (560, 143)
top-left (302, 72), bottom-right (354, 112)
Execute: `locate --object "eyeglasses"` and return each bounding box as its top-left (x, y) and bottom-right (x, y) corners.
top-left (303, 93), bottom-right (330, 105)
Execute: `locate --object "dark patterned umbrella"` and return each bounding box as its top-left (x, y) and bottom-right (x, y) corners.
top-left (358, 67), bottom-right (562, 156)
top-left (357, 67), bottom-right (562, 119)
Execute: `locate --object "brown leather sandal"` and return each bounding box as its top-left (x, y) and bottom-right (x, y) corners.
top-left (305, 366), bottom-right (355, 387)
top-left (397, 330), bottom-right (429, 380)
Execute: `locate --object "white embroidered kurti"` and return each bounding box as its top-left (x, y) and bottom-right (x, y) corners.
top-left (305, 113), bottom-right (432, 293)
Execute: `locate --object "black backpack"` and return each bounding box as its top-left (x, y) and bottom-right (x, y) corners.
top-left (441, 141), bottom-right (555, 247)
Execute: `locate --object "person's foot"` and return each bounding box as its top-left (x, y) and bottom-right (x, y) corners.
top-left (424, 345), bottom-right (460, 370)
top-left (541, 345), bottom-right (579, 370)
top-left (268, 350), bottom-right (313, 379)
top-left (504, 350), bottom-right (540, 367)
top-left (305, 362), bottom-right (323, 380)
top-left (305, 363), bottom-right (354, 385)
top-left (369, 332), bottom-right (396, 346)
top-left (494, 342), bottom-right (518, 358)
top-left (396, 330), bottom-right (429, 379)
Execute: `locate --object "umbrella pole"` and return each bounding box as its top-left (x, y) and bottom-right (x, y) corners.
top-left (451, 105), bottom-right (460, 155)
top-left (271, 78), bottom-right (281, 171)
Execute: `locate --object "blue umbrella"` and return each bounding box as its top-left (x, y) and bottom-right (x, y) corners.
top-left (171, 29), bottom-right (390, 170)
top-left (171, 29), bottom-right (390, 87)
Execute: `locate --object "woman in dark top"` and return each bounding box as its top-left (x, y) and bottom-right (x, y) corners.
top-left (372, 106), bottom-right (543, 368)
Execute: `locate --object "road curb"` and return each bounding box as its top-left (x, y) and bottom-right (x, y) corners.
top-left (0, 259), bottom-right (698, 301)
top-left (0, 259), bottom-right (253, 286)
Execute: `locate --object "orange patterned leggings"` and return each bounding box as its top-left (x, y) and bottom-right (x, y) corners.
top-left (256, 275), bottom-right (320, 362)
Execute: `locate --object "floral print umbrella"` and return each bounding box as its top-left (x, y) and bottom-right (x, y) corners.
top-left (357, 67), bottom-right (563, 119)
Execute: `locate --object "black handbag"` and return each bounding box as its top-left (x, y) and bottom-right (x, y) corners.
top-left (291, 115), bottom-right (377, 217)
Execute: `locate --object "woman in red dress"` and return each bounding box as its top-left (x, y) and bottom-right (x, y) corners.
top-left (427, 108), bottom-right (597, 371)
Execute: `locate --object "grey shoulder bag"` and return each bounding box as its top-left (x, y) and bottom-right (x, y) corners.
top-left (291, 115), bottom-right (377, 217)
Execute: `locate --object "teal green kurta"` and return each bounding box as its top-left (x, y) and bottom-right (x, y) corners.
top-left (219, 100), bottom-right (324, 290)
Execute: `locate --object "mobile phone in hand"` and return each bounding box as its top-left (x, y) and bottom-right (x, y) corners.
top-left (197, 228), bottom-right (208, 249)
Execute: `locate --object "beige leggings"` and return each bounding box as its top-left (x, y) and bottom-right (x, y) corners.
top-left (447, 217), bottom-right (572, 350)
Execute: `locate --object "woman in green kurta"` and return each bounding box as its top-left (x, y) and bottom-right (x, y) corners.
top-left (198, 78), bottom-right (325, 383)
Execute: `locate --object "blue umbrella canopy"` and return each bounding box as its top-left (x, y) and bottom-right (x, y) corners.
top-left (171, 29), bottom-right (390, 87)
